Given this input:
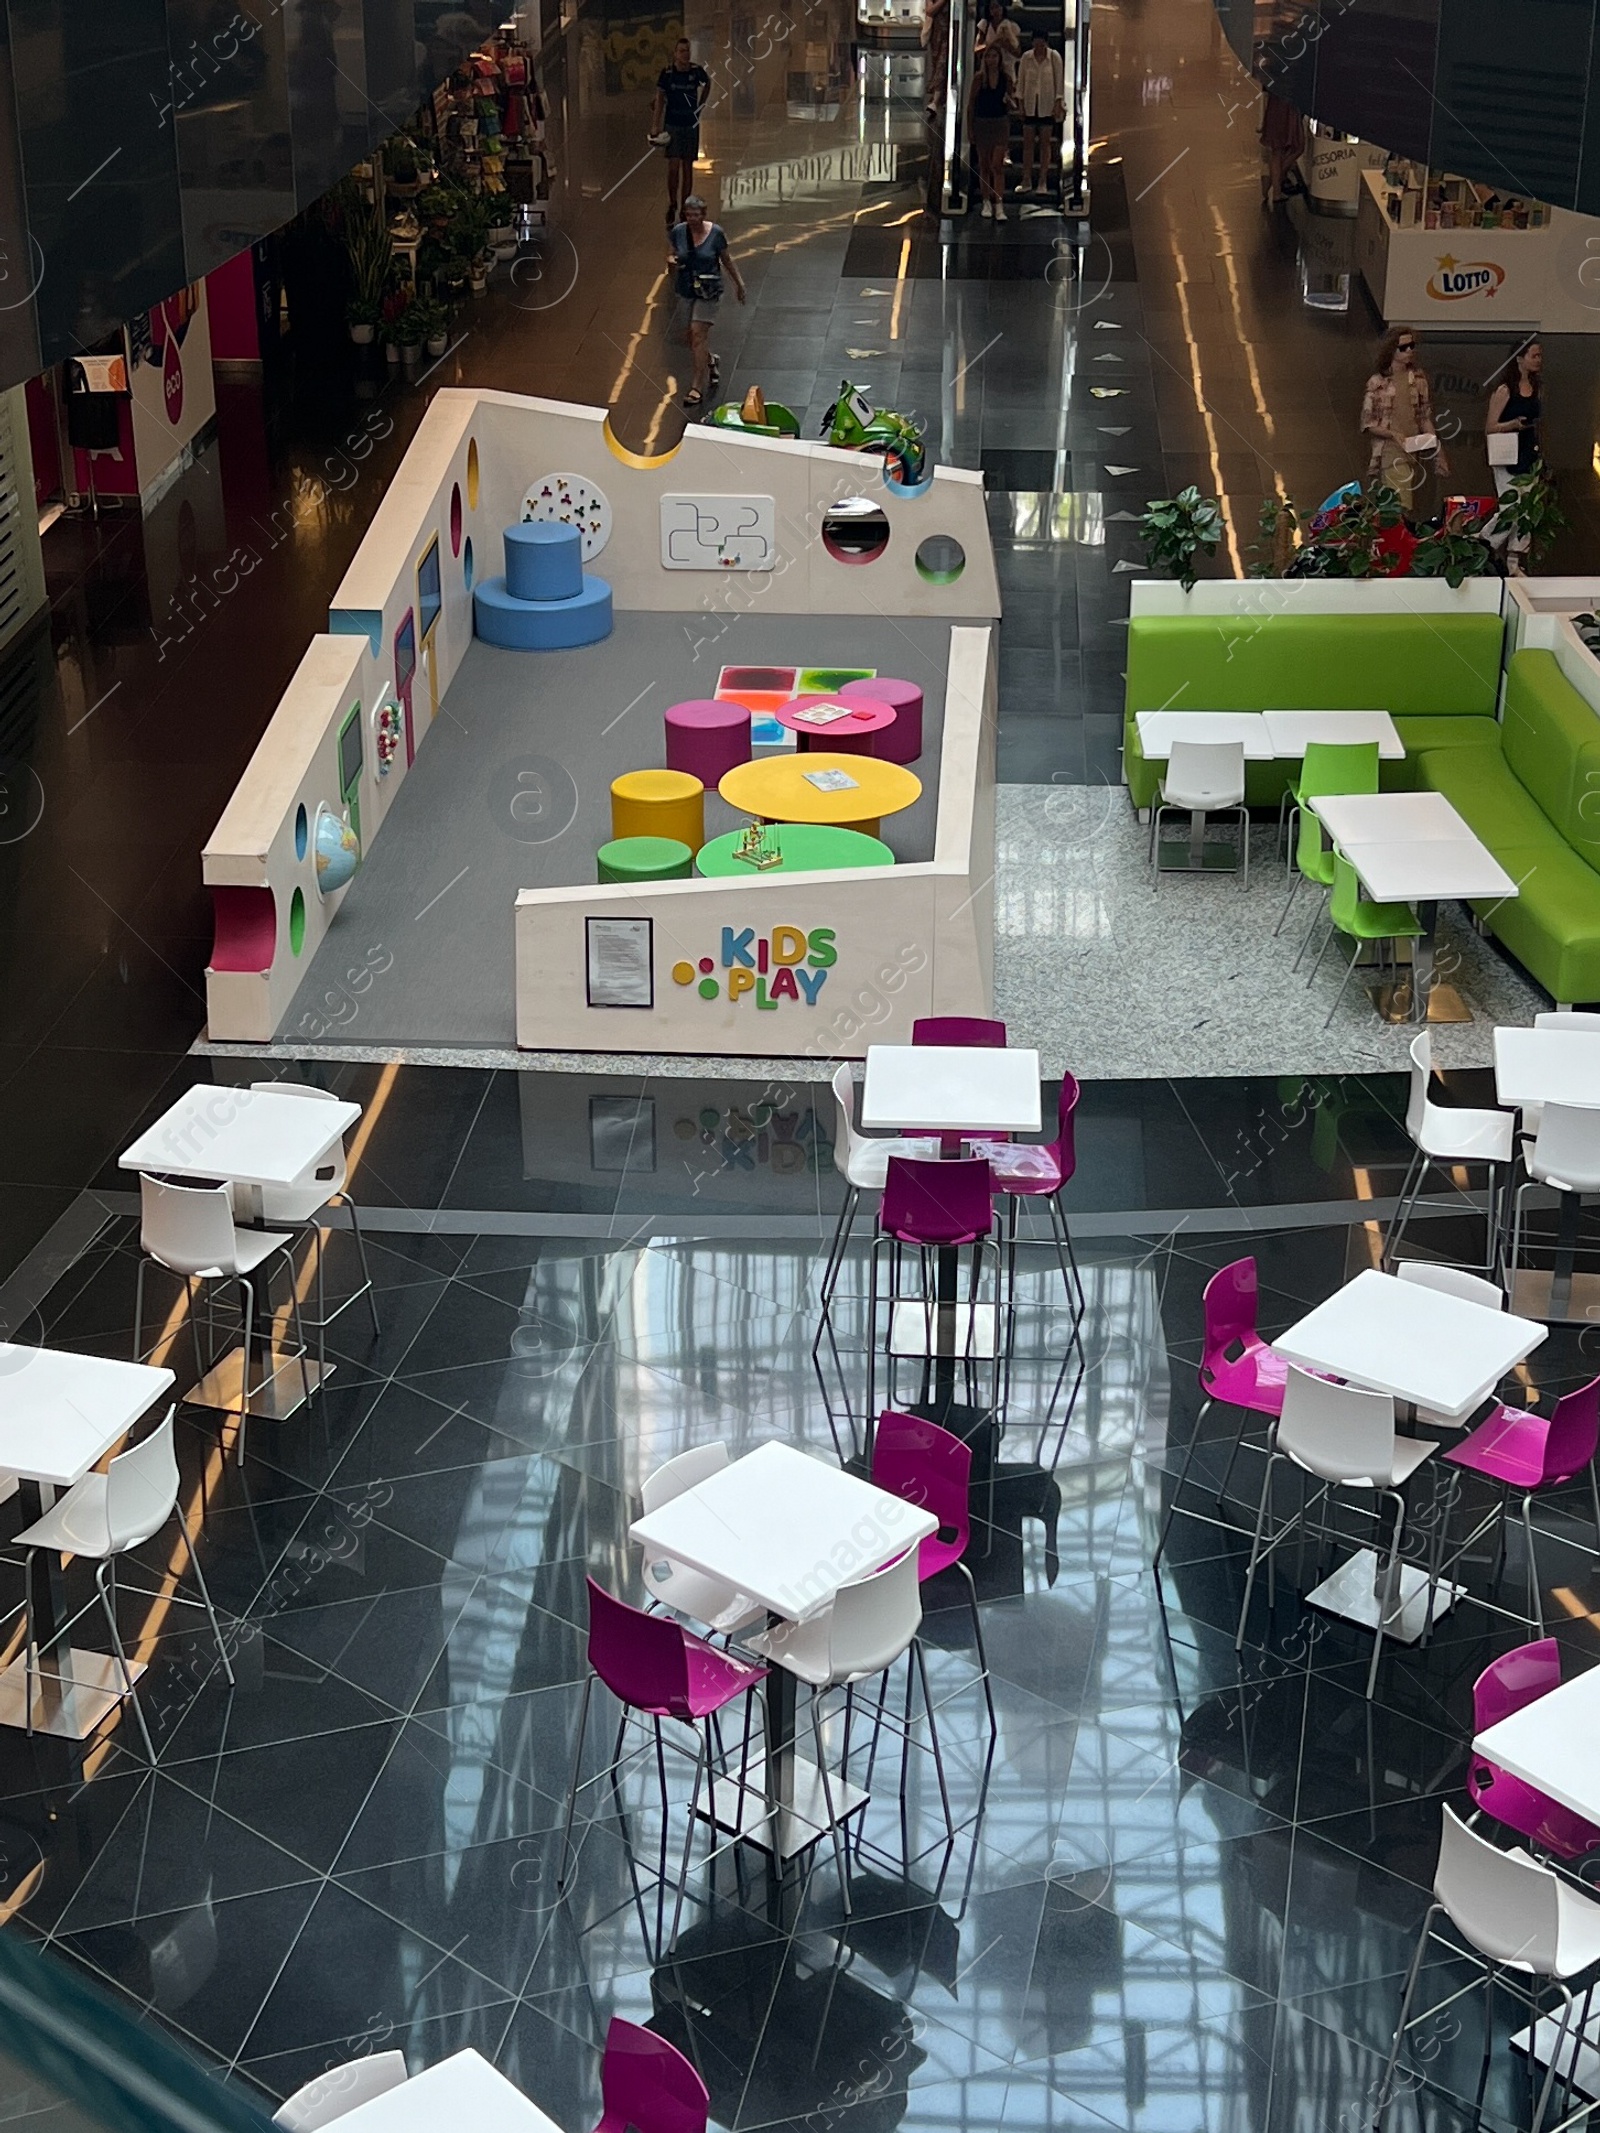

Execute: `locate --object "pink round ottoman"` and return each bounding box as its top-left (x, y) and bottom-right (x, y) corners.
top-left (664, 699), bottom-right (751, 785)
top-left (838, 678), bottom-right (923, 764)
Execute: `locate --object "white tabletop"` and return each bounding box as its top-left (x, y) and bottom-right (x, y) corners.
top-left (335, 2052), bottom-right (562, 2133)
top-left (1474, 1663), bottom-right (1600, 1825)
top-left (861, 1045), bottom-right (1041, 1136)
top-left (120, 1085), bottom-right (361, 1188)
top-left (629, 1441), bottom-right (937, 1621)
top-left (1494, 1026), bottom-right (1600, 1111)
top-left (1310, 791), bottom-right (1471, 844)
top-left (1134, 712), bottom-right (1274, 761)
top-left (0, 1348), bottom-right (175, 1487)
top-left (1337, 838), bottom-right (1518, 905)
top-left (1262, 710), bottom-right (1406, 760)
top-left (1273, 1267), bottom-right (1545, 1421)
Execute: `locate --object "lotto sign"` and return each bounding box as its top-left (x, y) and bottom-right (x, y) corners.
top-left (1426, 255), bottom-right (1506, 302)
top-left (672, 923), bottom-right (836, 1007)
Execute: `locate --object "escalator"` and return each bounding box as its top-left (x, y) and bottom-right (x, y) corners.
top-left (937, 0), bottom-right (1087, 219)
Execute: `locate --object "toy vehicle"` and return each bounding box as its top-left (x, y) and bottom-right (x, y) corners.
top-left (709, 386), bottom-right (801, 438)
top-left (820, 379), bottom-right (927, 486)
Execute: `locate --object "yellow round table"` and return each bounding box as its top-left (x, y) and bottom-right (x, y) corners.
top-left (717, 752), bottom-right (921, 840)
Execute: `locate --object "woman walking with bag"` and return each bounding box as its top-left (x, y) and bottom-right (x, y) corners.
top-left (1360, 330), bottom-right (1449, 507)
top-left (1486, 339), bottom-right (1542, 572)
top-left (669, 194), bottom-right (745, 410)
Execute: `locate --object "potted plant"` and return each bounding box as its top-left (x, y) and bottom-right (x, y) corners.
top-left (1246, 495), bottom-right (1300, 578)
top-left (1286, 483), bottom-right (1408, 578)
top-left (417, 183), bottom-right (458, 229)
top-left (415, 297), bottom-right (449, 359)
top-left (1489, 461), bottom-right (1566, 572)
top-left (1138, 487), bottom-right (1225, 593)
top-left (342, 199), bottom-right (392, 342)
top-left (380, 288), bottom-right (408, 364)
top-left (1412, 505), bottom-right (1498, 588)
top-left (345, 295), bottom-right (381, 346)
top-left (438, 252), bottom-right (470, 299)
top-left (386, 138), bottom-right (422, 197)
top-left (394, 300), bottom-right (424, 372)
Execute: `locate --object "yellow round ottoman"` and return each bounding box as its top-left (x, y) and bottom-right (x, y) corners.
top-left (611, 769), bottom-right (705, 853)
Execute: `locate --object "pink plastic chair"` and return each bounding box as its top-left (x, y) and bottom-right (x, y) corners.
top-left (558, 1579), bottom-right (766, 1937)
top-left (1445, 1376), bottom-right (1600, 1633)
top-left (872, 1410), bottom-right (995, 1733)
top-left (1469, 1641), bottom-right (1600, 1860)
top-left (912, 1017), bottom-right (1007, 1047)
top-left (1153, 1257), bottom-right (1290, 1568)
top-left (592, 2018), bottom-right (708, 2133)
top-left (868, 1157), bottom-right (1001, 1435)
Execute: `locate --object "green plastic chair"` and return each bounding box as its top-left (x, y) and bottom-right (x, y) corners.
top-left (1307, 852), bottom-right (1421, 1028)
top-left (1276, 742), bottom-right (1382, 959)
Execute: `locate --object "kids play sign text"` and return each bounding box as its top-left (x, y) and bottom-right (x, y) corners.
top-left (672, 924), bottom-right (837, 1008)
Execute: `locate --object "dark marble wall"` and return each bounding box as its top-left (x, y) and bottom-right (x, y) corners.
top-left (0, 0), bottom-right (424, 389)
top-left (1222, 0), bottom-right (1600, 215)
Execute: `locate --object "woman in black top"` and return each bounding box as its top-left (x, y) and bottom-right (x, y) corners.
top-left (1487, 339), bottom-right (1542, 571)
top-left (967, 43), bottom-right (1016, 221)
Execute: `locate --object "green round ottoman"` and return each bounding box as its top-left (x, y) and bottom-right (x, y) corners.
top-left (597, 835), bottom-right (693, 884)
top-left (694, 824), bottom-right (895, 876)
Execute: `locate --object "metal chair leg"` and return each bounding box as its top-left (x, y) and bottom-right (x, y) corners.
top-left (1273, 866), bottom-right (1304, 939)
top-left (97, 1562), bottom-right (155, 1761)
top-left (21, 1553), bottom-right (36, 1738)
top-left (913, 1638), bottom-right (955, 1840)
top-left (343, 1197), bottom-right (382, 1341)
top-left (1322, 938), bottom-right (1363, 1029)
top-left (1236, 1450), bottom-right (1281, 1650)
top-left (669, 1732), bottom-right (708, 1945)
top-left (1374, 1904), bottom-right (1440, 2126)
top-left (1154, 1397), bottom-right (1215, 1568)
top-left (956, 1558), bottom-right (996, 1736)
top-left (1522, 1491), bottom-right (1544, 1634)
top-left (1381, 1146), bottom-right (1426, 1268)
top-left (1367, 1490), bottom-right (1408, 1700)
top-left (176, 1518), bottom-right (234, 1685)
top-left (556, 1672), bottom-right (595, 1891)
top-left (235, 1282), bottom-right (255, 1467)
top-left (810, 1693), bottom-right (853, 1916)
top-left (133, 1257), bottom-right (147, 1367)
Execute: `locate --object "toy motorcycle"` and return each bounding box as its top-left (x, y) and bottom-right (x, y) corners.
top-left (708, 385), bottom-right (801, 438)
top-left (820, 379), bottom-right (927, 486)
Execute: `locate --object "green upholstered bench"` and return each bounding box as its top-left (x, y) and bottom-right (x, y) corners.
top-left (1418, 649), bottom-right (1600, 1005)
top-left (1122, 612), bottom-right (1506, 810)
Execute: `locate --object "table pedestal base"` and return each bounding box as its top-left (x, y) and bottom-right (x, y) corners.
top-left (1305, 1549), bottom-right (1463, 1642)
top-left (1510, 1268), bottom-right (1600, 1327)
top-left (1371, 978), bottom-right (1474, 1025)
top-left (888, 1300), bottom-right (999, 1359)
top-left (0, 1647), bottom-right (146, 1738)
top-left (1155, 821), bottom-right (1244, 874)
top-left (186, 1346), bottom-right (331, 1420)
top-left (1513, 2010), bottom-right (1600, 2101)
top-left (693, 1754), bottom-right (869, 1861)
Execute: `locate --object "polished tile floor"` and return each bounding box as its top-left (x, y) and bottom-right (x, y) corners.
top-left (3, 1199), bottom-right (1599, 2133)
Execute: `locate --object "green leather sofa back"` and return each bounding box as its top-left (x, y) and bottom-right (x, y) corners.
top-left (1124, 612), bottom-right (1504, 720)
top-left (1501, 650), bottom-right (1600, 876)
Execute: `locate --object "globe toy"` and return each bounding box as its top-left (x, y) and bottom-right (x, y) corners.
top-left (313, 804), bottom-right (361, 896)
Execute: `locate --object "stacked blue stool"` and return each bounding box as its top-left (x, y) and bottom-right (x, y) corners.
top-left (473, 522), bottom-right (613, 650)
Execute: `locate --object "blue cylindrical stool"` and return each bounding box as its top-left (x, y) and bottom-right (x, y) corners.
top-left (506, 522), bottom-right (584, 604)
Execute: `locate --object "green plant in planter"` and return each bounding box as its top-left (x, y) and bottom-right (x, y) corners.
top-left (343, 199), bottom-right (392, 313)
top-left (1245, 494), bottom-right (1300, 578)
top-left (1289, 483), bottom-right (1405, 578)
top-left (450, 195), bottom-right (497, 261)
top-left (412, 296), bottom-right (449, 343)
top-left (1490, 461), bottom-right (1566, 568)
top-left (346, 294), bottom-right (382, 329)
top-left (1138, 487), bottom-right (1225, 592)
top-left (417, 184), bottom-right (457, 226)
top-left (393, 299), bottom-right (424, 345)
top-left (438, 253), bottom-right (470, 296)
top-left (1411, 510), bottom-right (1495, 589)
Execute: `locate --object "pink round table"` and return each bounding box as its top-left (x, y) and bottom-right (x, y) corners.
top-left (775, 694), bottom-right (896, 756)
top-left (837, 677), bottom-right (923, 764)
top-left (664, 699), bottom-right (752, 785)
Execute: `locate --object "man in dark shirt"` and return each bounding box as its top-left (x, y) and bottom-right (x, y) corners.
top-left (650, 38), bottom-right (710, 224)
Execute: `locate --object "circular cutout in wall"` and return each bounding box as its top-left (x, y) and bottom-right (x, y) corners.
top-left (915, 534), bottom-right (966, 585)
top-left (463, 536), bottom-right (475, 589)
top-left (466, 438), bottom-right (480, 510)
top-left (450, 483), bottom-right (463, 557)
top-left (289, 886), bottom-right (306, 956)
top-left (822, 497), bottom-right (890, 566)
top-left (294, 803), bottom-right (308, 861)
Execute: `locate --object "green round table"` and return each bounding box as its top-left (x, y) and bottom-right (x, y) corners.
top-left (695, 824), bottom-right (895, 876)
top-left (597, 835), bottom-right (693, 883)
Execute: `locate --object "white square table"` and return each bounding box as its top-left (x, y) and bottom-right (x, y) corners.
top-left (629, 1442), bottom-right (937, 1859)
top-left (1309, 793), bottom-right (1519, 1025)
top-left (1262, 709), bottom-right (1406, 760)
top-left (861, 1044), bottom-right (1041, 1138)
top-left (1494, 1026), bottom-right (1600, 1112)
top-left (1271, 1267), bottom-right (1546, 1643)
top-left (1134, 711), bottom-right (1274, 761)
top-left (336, 2052), bottom-right (563, 2133)
top-left (120, 1084), bottom-right (361, 1422)
top-left (0, 1346), bottom-right (174, 1739)
top-left (1309, 791), bottom-right (1468, 844)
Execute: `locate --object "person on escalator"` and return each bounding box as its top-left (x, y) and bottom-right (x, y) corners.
top-left (1016, 33), bottom-right (1064, 199)
top-left (968, 41), bottom-right (1018, 220)
top-left (975, 0), bottom-right (1021, 78)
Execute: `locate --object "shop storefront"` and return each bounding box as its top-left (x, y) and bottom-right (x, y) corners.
top-left (1357, 162), bottom-right (1600, 333)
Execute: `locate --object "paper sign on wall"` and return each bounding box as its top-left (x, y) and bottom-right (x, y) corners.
top-left (660, 494), bottom-right (776, 571)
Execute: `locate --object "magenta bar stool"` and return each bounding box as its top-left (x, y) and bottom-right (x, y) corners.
top-left (664, 699), bottom-right (752, 786)
top-left (872, 1409), bottom-right (997, 1735)
top-left (1469, 1642), bottom-right (1600, 1858)
top-left (913, 1016), bottom-right (1007, 1046)
top-left (839, 676), bottom-right (924, 764)
top-left (592, 2020), bottom-right (708, 2133)
top-left (867, 1155), bottom-right (1003, 1447)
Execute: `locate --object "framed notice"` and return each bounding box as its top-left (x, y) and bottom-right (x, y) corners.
top-left (75, 354), bottom-right (129, 394)
top-left (586, 916), bottom-right (654, 1008)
